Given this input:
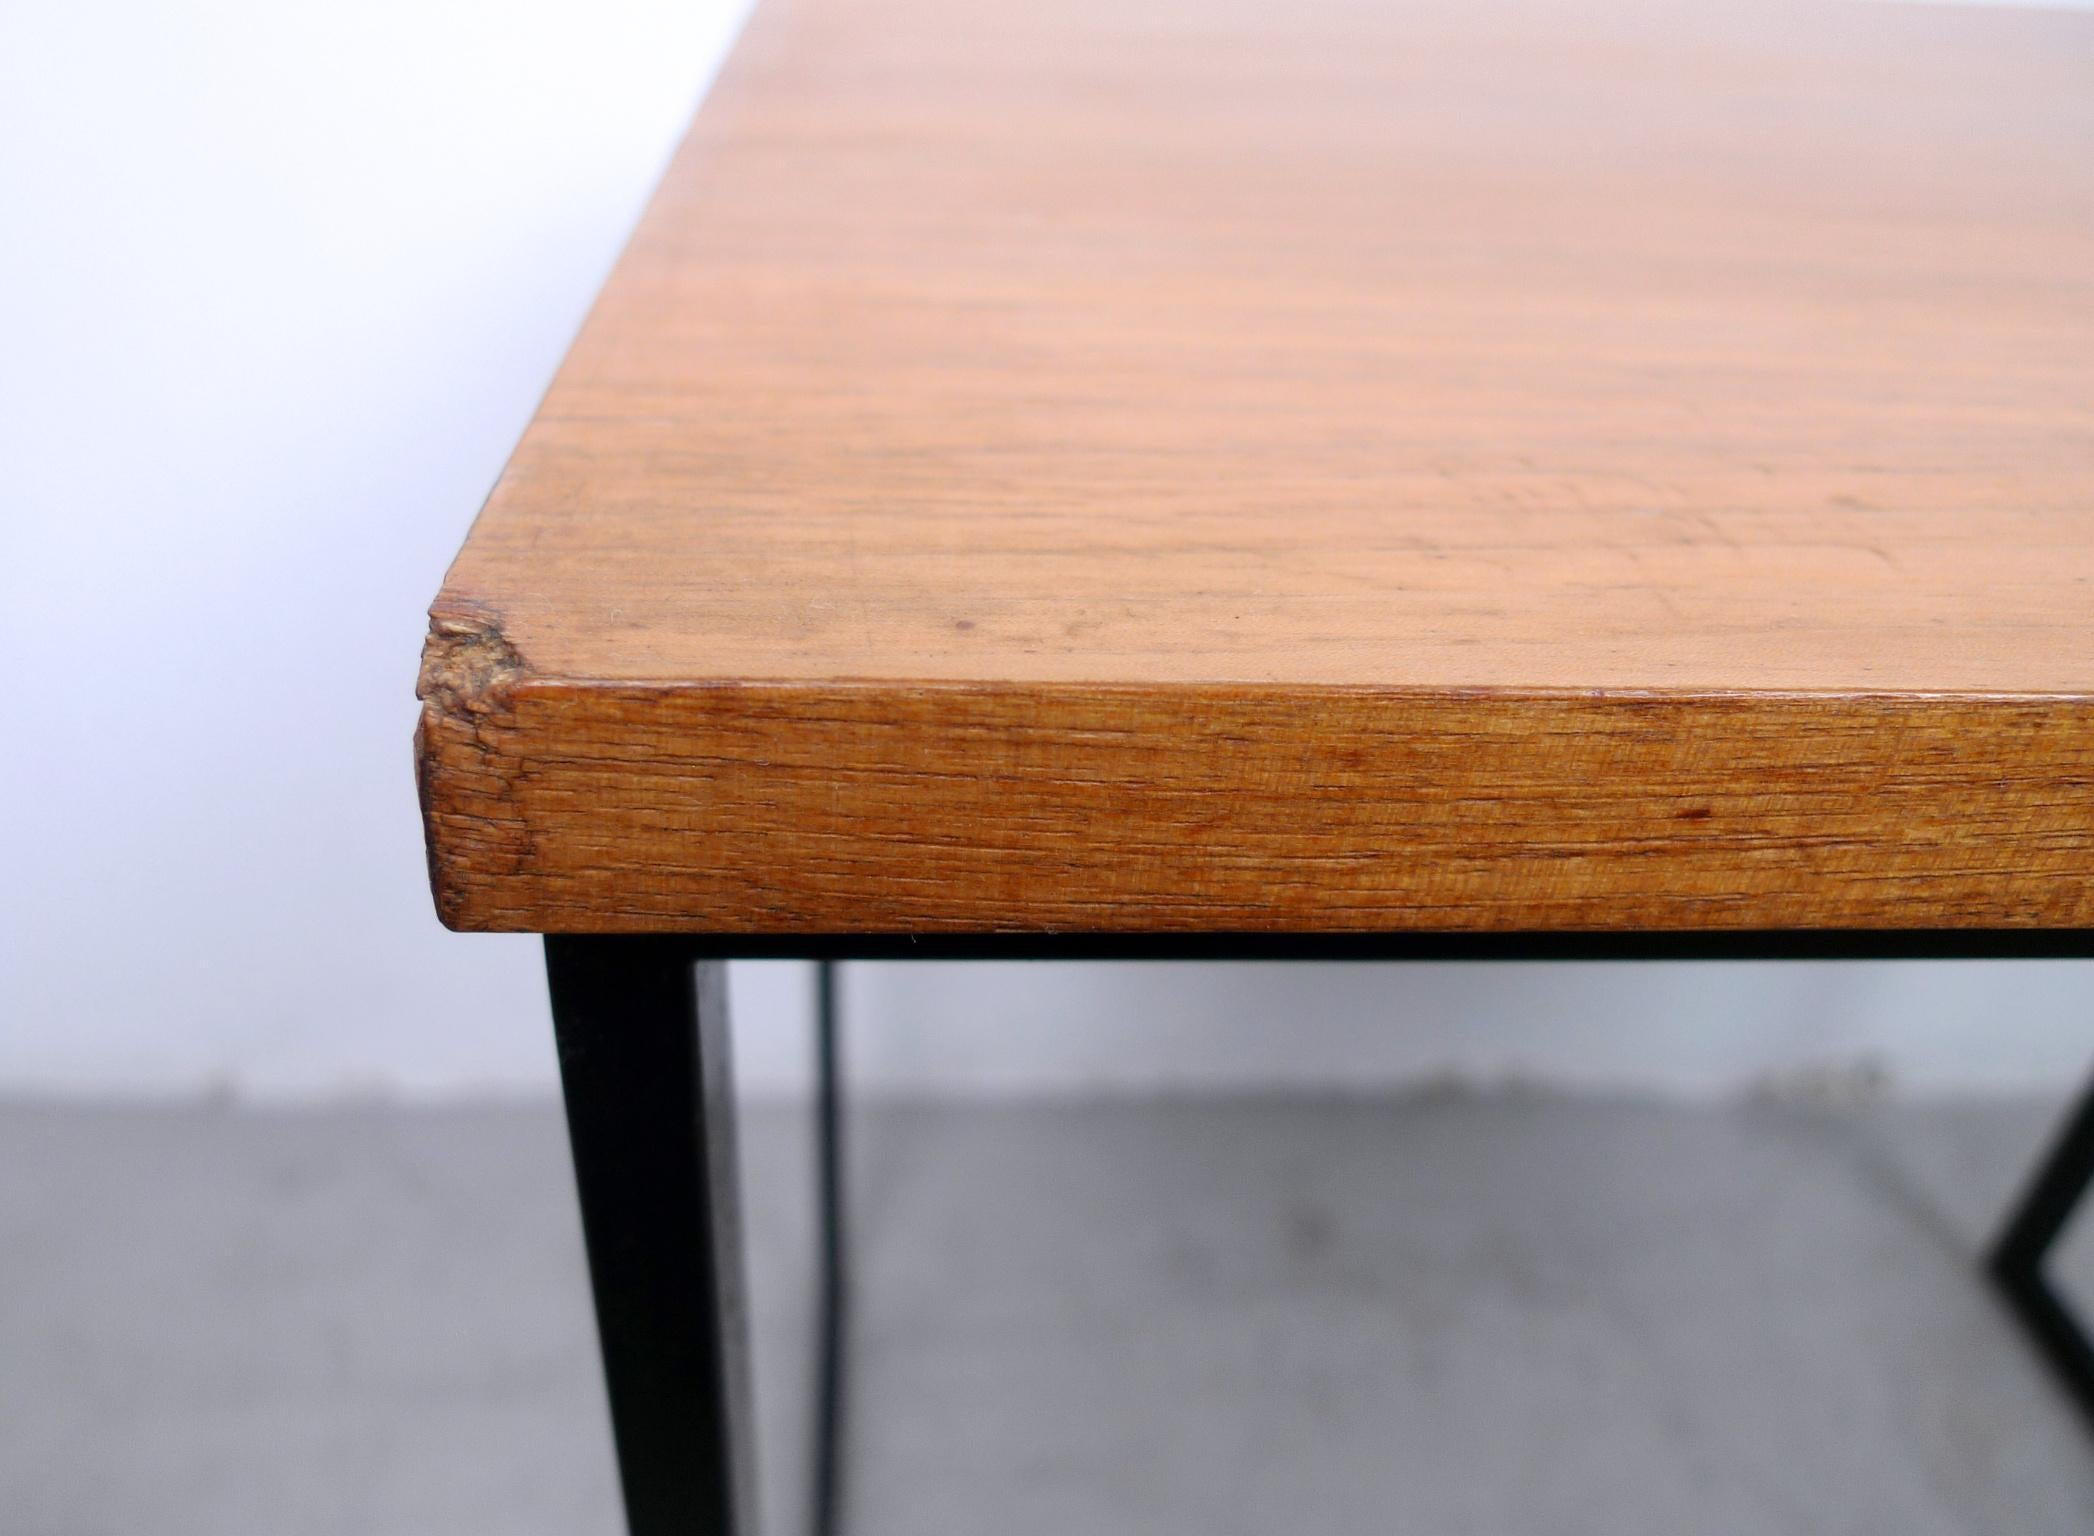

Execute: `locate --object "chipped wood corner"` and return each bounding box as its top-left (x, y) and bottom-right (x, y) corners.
top-left (415, 600), bottom-right (537, 932)
top-left (418, 600), bottom-right (528, 720)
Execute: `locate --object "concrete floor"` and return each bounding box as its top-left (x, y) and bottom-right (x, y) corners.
top-left (4, 1093), bottom-right (2093, 1536)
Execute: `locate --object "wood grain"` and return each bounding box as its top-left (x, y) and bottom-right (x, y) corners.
top-left (419, 0), bottom-right (2094, 934)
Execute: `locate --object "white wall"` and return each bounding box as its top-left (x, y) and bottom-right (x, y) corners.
top-left (4, 0), bottom-right (2088, 1103)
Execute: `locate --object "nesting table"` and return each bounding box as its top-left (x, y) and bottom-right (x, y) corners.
top-left (416, 0), bottom-right (2094, 1528)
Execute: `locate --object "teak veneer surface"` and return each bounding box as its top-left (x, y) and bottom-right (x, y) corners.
top-left (419, 0), bottom-right (2094, 934)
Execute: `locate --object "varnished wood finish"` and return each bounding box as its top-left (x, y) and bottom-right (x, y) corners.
top-left (419, 0), bottom-right (2094, 934)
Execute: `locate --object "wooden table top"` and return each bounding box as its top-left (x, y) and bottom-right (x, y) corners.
top-left (419, 0), bottom-right (2094, 936)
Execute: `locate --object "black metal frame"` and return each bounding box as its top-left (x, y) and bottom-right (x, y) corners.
top-left (809, 962), bottom-right (849, 1536)
top-left (546, 938), bottom-right (757, 1536)
top-left (542, 929), bottom-right (2094, 1536)
top-left (1988, 1073), bottom-right (2094, 1428)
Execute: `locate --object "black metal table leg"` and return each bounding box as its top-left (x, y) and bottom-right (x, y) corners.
top-left (1989, 1071), bottom-right (2094, 1427)
top-left (546, 937), bottom-right (757, 1536)
top-left (810, 960), bottom-right (850, 1536)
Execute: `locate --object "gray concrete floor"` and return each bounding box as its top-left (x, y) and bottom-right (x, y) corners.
top-left (4, 1093), bottom-right (2094, 1536)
